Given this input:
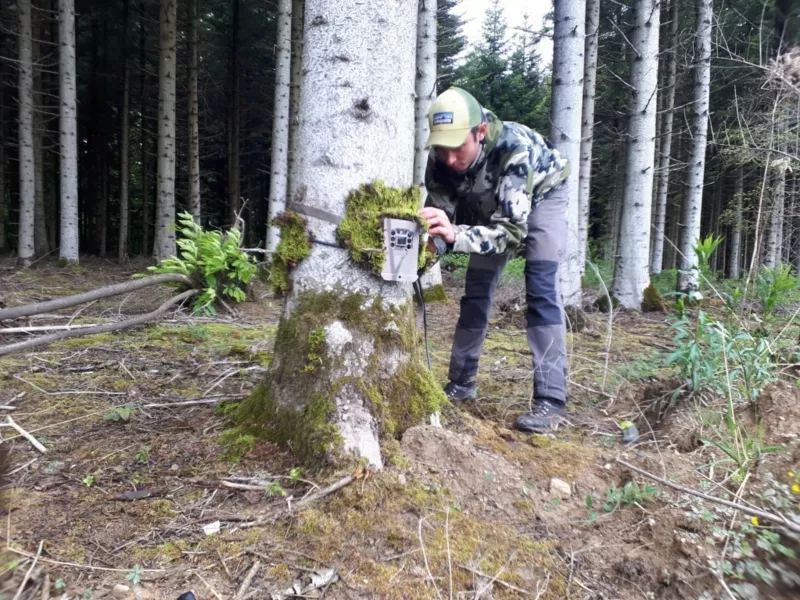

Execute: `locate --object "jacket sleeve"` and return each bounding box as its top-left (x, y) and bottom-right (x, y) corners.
top-left (424, 155), bottom-right (455, 220)
top-left (451, 150), bottom-right (532, 256)
top-left (529, 132), bottom-right (570, 207)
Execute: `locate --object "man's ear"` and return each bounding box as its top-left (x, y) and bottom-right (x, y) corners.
top-left (478, 122), bottom-right (488, 141)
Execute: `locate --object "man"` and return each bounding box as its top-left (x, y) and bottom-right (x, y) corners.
top-left (418, 86), bottom-right (570, 433)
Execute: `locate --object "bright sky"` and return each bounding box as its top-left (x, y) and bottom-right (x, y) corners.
top-left (457, 0), bottom-right (554, 66)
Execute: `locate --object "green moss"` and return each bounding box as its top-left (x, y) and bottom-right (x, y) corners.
top-left (271, 211), bottom-right (312, 293)
top-left (304, 327), bottom-right (326, 372)
top-left (641, 283), bottom-right (666, 312)
top-left (422, 283), bottom-right (448, 303)
top-left (336, 181), bottom-right (434, 275)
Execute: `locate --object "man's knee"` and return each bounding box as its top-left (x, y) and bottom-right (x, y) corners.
top-left (525, 259), bottom-right (562, 326)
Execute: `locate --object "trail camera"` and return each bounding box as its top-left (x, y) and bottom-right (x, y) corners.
top-left (381, 218), bottom-right (420, 283)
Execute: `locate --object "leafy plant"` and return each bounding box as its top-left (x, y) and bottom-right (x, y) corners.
top-left (81, 474), bottom-right (95, 487)
top-left (602, 481), bottom-right (659, 512)
top-left (144, 212), bottom-right (257, 315)
top-left (135, 447), bottom-right (150, 464)
top-left (266, 482), bottom-right (287, 497)
top-left (755, 265), bottom-right (799, 320)
top-left (104, 405), bottom-right (135, 422)
top-left (126, 565), bottom-right (144, 586)
top-left (54, 579), bottom-right (67, 591)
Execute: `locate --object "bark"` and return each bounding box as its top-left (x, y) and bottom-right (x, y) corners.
top-left (764, 168), bottom-right (786, 268)
top-left (676, 0), bottom-right (712, 295)
top-left (0, 273), bottom-right (193, 321)
top-left (611, 0), bottom-right (660, 308)
top-left (140, 1), bottom-right (150, 255)
top-left (0, 289), bottom-right (198, 357)
top-left (97, 21), bottom-right (109, 258)
top-left (227, 0), bottom-right (241, 226)
top-left (187, 0), bottom-right (200, 223)
top-left (32, 14), bottom-right (48, 259)
top-left (578, 0), bottom-right (599, 277)
top-left (154, 0), bottom-right (177, 260)
top-left (550, 0), bottom-right (586, 307)
top-left (287, 0), bottom-right (304, 191)
top-left (240, 0), bottom-right (428, 469)
top-left (265, 0), bottom-right (293, 254)
top-left (414, 0), bottom-right (443, 293)
top-left (58, 0), bottom-right (78, 263)
top-left (0, 120), bottom-right (4, 252)
top-left (728, 167), bottom-right (743, 278)
top-left (17, 0), bottom-right (35, 267)
top-left (118, 0), bottom-right (131, 259)
top-left (650, 0), bottom-right (678, 274)
top-left (792, 177), bottom-right (800, 272)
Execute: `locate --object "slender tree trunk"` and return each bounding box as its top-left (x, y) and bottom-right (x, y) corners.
top-left (32, 10), bottom-right (48, 259)
top-left (17, 0), bottom-right (35, 266)
top-left (59, 0), bottom-right (78, 262)
top-left (140, 1), bottom-right (150, 256)
top-left (187, 0), bottom-right (200, 223)
top-left (676, 0), bottom-right (712, 295)
top-left (227, 0), bottom-right (241, 226)
top-left (0, 108), bottom-right (5, 253)
top-left (118, 0), bottom-right (131, 260)
top-left (578, 0), bottom-right (599, 277)
top-left (650, 0), bottom-right (678, 274)
top-left (414, 0), bottom-right (443, 293)
top-left (154, 0), bottom-right (177, 260)
top-left (550, 0), bottom-right (586, 307)
top-left (265, 0), bottom-right (293, 253)
top-left (287, 0), bottom-right (304, 191)
top-left (729, 166), bottom-right (743, 278)
top-left (764, 168), bottom-right (785, 268)
top-left (240, 0), bottom-right (432, 469)
top-left (791, 177), bottom-right (800, 272)
top-left (611, 0), bottom-right (660, 308)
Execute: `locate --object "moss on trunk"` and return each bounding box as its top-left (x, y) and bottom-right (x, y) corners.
top-left (229, 289), bottom-right (445, 465)
top-left (270, 211), bottom-right (311, 293)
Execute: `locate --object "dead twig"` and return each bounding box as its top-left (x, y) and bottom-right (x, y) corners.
top-left (235, 560), bottom-right (261, 600)
top-left (456, 564), bottom-right (537, 596)
top-left (418, 516), bottom-right (443, 600)
top-left (3, 418), bottom-right (47, 453)
top-left (12, 540), bottom-right (43, 600)
top-left (616, 459), bottom-right (800, 534)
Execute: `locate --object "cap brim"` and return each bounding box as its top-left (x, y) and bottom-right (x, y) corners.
top-left (425, 128), bottom-right (471, 149)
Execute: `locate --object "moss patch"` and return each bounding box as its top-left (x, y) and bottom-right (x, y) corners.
top-left (422, 283), bottom-right (448, 303)
top-left (270, 211), bottom-right (311, 294)
top-left (641, 283), bottom-right (666, 312)
top-left (336, 181), bottom-right (434, 276)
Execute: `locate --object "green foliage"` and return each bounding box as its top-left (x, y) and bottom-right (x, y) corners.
top-left (104, 405), bottom-right (135, 422)
top-left (304, 327), bottom-right (326, 373)
top-left (601, 481), bottom-right (659, 513)
top-left (641, 283), bottom-right (666, 312)
top-left (436, 0), bottom-right (467, 92)
top-left (270, 211), bottom-right (312, 294)
top-left (700, 413), bottom-right (781, 481)
top-left (81, 474), bottom-right (95, 487)
top-left (126, 565), bottom-right (144, 586)
top-left (145, 212), bottom-right (257, 315)
top-left (755, 265), bottom-right (799, 320)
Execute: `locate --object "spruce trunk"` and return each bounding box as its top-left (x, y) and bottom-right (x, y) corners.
top-left (17, 0), bottom-right (35, 267)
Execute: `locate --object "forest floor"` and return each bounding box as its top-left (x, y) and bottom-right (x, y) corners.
top-left (0, 257), bottom-right (799, 600)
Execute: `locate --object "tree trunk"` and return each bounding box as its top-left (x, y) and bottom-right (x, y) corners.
top-left (287, 0), bottom-right (304, 192)
top-left (118, 0), bottom-right (131, 260)
top-left (265, 0), bottom-right (293, 254)
top-left (611, 0), bottom-right (660, 308)
top-left (792, 177), bottom-right (800, 272)
top-left (187, 0), bottom-right (200, 224)
top-left (650, 0), bottom-right (678, 274)
top-left (227, 0), bottom-right (241, 226)
top-left (58, 0), bottom-right (79, 263)
top-left (17, 0), bottom-right (36, 266)
top-left (0, 107), bottom-right (5, 253)
top-left (676, 0), bottom-right (712, 295)
top-left (154, 0), bottom-right (177, 260)
top-left (140, 1), bottom-right (150, 256)
top-left (32, 11), bottom-right (48, 259)
top-left (414, 0), bottom-right (444, 293)
top-left (550, 0), bottom-right (585, 307)
top-left (237, 0), bottom-right (437, 469)
top-left (728, 166), bottom-right (743, 278)
top-left (578, 0), bottom-right (599, 277)
top-left (764, 168), bottom-right (785, 268)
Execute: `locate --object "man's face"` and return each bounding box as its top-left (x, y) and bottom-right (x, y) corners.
top-left (433, 123), bottom-right (486, 173)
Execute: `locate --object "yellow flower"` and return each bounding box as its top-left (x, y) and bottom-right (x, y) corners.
top-left (790, 472), bottom-right (796, 478)
top-left (792, 483), bottom-right (800, 494)
top-left (750, 516), bottom-right (760, 526)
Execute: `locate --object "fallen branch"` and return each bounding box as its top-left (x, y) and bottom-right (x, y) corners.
top-left (3, 417), bottom-right (47, 453)
top-left (234, 560), bottom-right (261, 600)
top-left (0, 324), bottom-right (100, 334)
top-left (0, 290), bottom-right (199, 357)
top-left (456, 564), bottom-right (537, 597)
top-left (0, 273), bottom-right (193, 322)
top-left (293, 474), bottom-right (355, 510)
top-left (616, 459), bottom-right (800, 534)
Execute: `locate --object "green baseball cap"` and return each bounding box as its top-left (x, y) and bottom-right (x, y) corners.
top-left (425, 87), bottom-right (483, 148)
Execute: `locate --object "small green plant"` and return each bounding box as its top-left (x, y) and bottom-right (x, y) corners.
top-left (144, 212), bottom-right (257, 315)
top-left (81, 474), bottom-right (95, 487)
top-left (266, 482), bottom-right (287, 497)
top-left (135, 447), bottom-right (150, 464)
top-left (82, 589), bottom-right (93, 600)
top-left (104, 405), bottom-right (135, 422)
top-left (602, 481), bottom-right (659, 512)
top-left (126, 565), bottom-right (144, 586)
top-left (304, 327), bottom-right (326, 373)
top-left (289, 467), bottom-right (303, 482)
top-left (755, 264), bottom-right (799, 320)
top-left (54, 579), bottom-right (67, 591)
top-left (694, 234), bottom-right (724, 291)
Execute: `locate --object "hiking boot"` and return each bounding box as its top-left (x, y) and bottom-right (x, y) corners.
top-left (443, 381), bottom-right (477, 402)
top-left (514, 399), bottom-right (569, 433)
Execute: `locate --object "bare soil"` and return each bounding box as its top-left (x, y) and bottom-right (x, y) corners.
top-left (1, 258), bottom-right (798, 600)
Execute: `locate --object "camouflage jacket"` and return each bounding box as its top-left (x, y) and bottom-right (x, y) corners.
top-left (425, 109), bottom-right (569, 256)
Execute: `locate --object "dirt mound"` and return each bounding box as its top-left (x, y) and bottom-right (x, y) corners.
top-left (757, 382), bottom-right (800, 442)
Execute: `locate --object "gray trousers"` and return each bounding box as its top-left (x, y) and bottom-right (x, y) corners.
top-left (447, 184), bottom-right (569, 403)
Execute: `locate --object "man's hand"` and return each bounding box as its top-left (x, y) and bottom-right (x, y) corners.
top-left (419, 207), bottom-right (455, 244)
